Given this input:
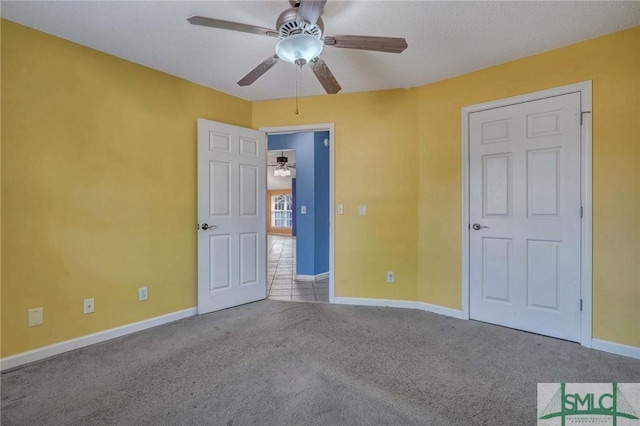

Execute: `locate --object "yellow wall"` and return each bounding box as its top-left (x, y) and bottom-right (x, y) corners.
top-left (2, 17), bottom-right (638, 357)
top-left (254, 27), bottom-right (640, 347)
top-left (253, 90), bottom-right (420, 302)
top-left (417, 27), bottom-right (639, 347)
top-left (1, 20), bottom-right (252, 356)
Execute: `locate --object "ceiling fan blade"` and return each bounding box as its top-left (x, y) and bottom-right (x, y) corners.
top-left (309, 58), bottom-right (341, 94)
top-left (297, 0), bottom-right (327, 26)
top-left (237, 55), bottom-right (279, 86)
top-left (187, 16), bottom-right (279, 38)
top-left (324, 35), bottom-right (408, 53)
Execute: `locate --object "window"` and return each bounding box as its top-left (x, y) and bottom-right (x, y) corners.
top-left (271, 193), bottom-right (293, 228)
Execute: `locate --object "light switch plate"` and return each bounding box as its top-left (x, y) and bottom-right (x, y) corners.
top-left (337, 204), bottom-right (344, 215)
top-left (359, 205), bottom-right (367, 216)
top-left (301, 206), bottom-right (307, 214)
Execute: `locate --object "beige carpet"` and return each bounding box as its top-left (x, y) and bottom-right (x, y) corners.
top-left (2, 300), bottom-right (638, 425)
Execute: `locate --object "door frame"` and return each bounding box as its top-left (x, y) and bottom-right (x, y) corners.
top-left (460, 81), bottom-right (592, 347)
top-left (260, 123), bottom-right (335, 303)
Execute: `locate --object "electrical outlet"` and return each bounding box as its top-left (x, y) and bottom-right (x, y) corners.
top-left (83, 298), bottom-right (95, 314)
top-left (386, 271), bottom-right (395, 283)
top-left (28, 307), bottom-right (44, 327)
top-left (138, 287), bottom-right (149, 301)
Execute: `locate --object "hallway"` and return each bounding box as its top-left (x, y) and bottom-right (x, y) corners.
top-left (267, 235), bottom-right (329, 302)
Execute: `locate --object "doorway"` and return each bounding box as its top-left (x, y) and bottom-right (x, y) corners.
top-left (262, 124), bottom-right (335, 304)
top-left (461, 82), bottom-right (592, 346)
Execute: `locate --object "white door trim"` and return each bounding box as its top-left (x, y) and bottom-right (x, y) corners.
top-left (461, 81), bottom-right (593, 347)
top-left (260, 123), bottom-right (336, 303)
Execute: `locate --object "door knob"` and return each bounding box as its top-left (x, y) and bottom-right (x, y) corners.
top-left (201, 223), bottom-right (217, 230)
top-left (472, 223), bottom-right (489, 230)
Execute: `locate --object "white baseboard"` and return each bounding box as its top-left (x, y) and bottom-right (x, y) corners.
top-left (333, 297), bottom-right (417, 310)
top-left (0, 307), bottom-right (197, 372)
top-left (295, 272), bottom-right (329, 282)
top-left (591, 339), bottom-right (640, 360)
top-left (334, 298), bottom-right (639, 359)
top-left (415, 301), bottom-right (467, 320)
top-left (4, 302), bottom-right (636, 371)
top-left (333, 297), bottom-right (465, 319)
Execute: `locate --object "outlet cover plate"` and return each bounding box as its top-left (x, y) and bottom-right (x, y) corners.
top-left (386, 271), bottom-right (395, 283)
top-left (83, 298), bottom-right (95, 314)
top-left (138, 287), bottom-right (149, 301)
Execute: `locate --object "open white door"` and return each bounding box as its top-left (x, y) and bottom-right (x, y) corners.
top-left (197, 119), bottom-right (266, 314)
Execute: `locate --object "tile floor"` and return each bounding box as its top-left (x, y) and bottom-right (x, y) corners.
top-left (267, 234), bottom-right (329, 303)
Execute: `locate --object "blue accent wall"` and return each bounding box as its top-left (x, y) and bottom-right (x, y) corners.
top-left (268, 131), bottom-right (329, 276)
top-left (314, 132), bottom-right (330, 273)
top-left (291, 178), bottom-right (297, 237)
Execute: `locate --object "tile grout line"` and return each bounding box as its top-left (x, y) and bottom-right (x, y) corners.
top-left (267, 236), bottom-right (282, 296)
top-left (268, 235), bottom-right (291, 299)
top-left (267, 235), bottom-right (328, 303)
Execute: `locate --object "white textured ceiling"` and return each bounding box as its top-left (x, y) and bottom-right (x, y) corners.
top-left (2, 1), bottom-right (639, 101)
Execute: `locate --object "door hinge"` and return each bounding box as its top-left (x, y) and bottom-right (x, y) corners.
top-left (580, 206), bottom-right (583, 218)
top-left (580, 299), bottom-right (583, 311)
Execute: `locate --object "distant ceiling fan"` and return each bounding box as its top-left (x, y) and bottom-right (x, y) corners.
top-left (268, 152), bottom-right (296, 177)
top-left (187, 0), bottom-right (408, 94)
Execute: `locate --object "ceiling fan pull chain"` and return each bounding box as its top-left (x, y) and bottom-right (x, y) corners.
top-left (295, 64), bottom-right (301, 115)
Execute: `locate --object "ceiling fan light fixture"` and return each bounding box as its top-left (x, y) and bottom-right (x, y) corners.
top-left (276, 34), bottom-right (323, 65)
top-left (273, 167), bottom-right (291, 177)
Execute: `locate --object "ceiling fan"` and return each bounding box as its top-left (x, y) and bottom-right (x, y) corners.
top-left (187, 0), bottom-right (408, 94)
top-left (268, 152), bottom-right (296, 176)
top-left (268, 152), bottom-right (296, 168)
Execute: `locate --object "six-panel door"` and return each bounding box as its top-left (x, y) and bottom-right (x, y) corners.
top-left (469, 93), bottom-right (582, 341)
top-left (197, 119), bottom-right (266, 314)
